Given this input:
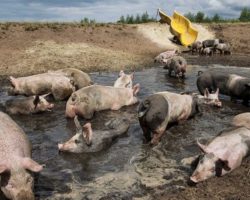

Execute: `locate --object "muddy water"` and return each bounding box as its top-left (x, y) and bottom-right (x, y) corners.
top-left (0, 65), bottom-right (250, 199)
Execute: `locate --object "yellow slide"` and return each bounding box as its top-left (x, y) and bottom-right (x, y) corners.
top-left (158, 9), bottom-right (198, 46)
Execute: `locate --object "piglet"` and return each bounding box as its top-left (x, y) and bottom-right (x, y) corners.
top-left (5, 95), bottom-right (54, 115)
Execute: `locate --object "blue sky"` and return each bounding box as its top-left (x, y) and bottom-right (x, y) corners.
top-left (0, 0), bottom-right (249, 22)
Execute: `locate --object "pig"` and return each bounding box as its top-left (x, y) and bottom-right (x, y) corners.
top-left (202, 39), bottom-right (224, 48)
top-left (154, 50), bottom-right (178, 64)
top-left (190, 41), bottom-right (202, 54)
top-left (9, 73), bottom-right (75, 101)
top-left (190, 126), bottom-right (250, 183)
top-left (65, 84), bottom-right (140, 119)
top-left (200, 47), bottom-right (213, 56)
top-left (214, 43), bottom-right (231, 55)
top-left (197, 71), bottom-right (250, 104)
top-left (231, 112), bottom-right (250, 129)
top-left (114, 70), bottom-right (134, 88)
top-left (58, 116), bottom-right (130, 153)
top-left (49, 68), bottom-right (93, 90)
top-left (138, 91), bottom-right (199, 145)
top-left (5, 95), bottom-right (54, 115)
top-left (0, 111), bottom-right (43, 199)
top-left (164, 56), bottom-right (187, 78)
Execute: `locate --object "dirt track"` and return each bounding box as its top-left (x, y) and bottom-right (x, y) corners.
top-left (0, 22), bottom-right (250, 200)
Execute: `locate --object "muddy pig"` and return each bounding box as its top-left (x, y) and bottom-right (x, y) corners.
top-left (197, 71), bottom-right (250, 104)
top-left (190, 126), bottom-right (250, 183)
top-left (5, 95), bottom-right (54, 115)
top-left (214, 43), bottom-right (231, 55)
top-left (154, 50), bottom-right (178, 64)
top-left (58, 116), bottom-right (130, 153)
top-left (65, 84), bottom-right (140, 119)
top-left (202, 39), bottom-right (224, 48)
top-left (138, 91), bottom-right (199, 145)
top-left (190, 41), bottom-right (202, 54)
top-left (9, 73), bottom-right (75, 101)
top-left (0, 111), bottom-right (43, 199)
top-left (114, 70), bottom-right (134, 88)
top-left (164, 56), bottom-right (187, 78)
top-left (200, 47), bottom-right (213, 56)
top-left (50, 68), bottom-right (93, 89)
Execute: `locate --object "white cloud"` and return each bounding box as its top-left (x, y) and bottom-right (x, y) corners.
top-left (0, 0), bottom-right (249, 22)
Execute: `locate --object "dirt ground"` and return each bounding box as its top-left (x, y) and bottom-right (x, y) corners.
top-left (0, 22), bottom-right (250, 200)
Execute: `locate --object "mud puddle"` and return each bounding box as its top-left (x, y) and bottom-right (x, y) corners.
top-left (0, 65), bottom-right (250, 199)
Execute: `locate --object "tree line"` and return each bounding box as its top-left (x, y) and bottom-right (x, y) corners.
top-left (117, 11), bottom-right (156, 24)
top-left (184, 7), bottom-right (250, 23)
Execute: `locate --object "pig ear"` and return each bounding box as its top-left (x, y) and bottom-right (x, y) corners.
top-left (74, 116), bottom-right (82, 133)
top-left (83, 123), bottom-right (93, 146)
top-left (215, 159), bottom-right (231, 177)
top-left (0, 165), bottom-right (9, 174)
top-left (196, 139), bottom-right (208, 153)
top-left (204, 88), bottom-right (209, 98)
top-left (22, 158), bottom-right (43, 172)
top-left (33, 95), bottom-right (40, 108)
top-left (119, 70), bottom-right (125, 77)
top-left (215, 88), bottom-right (219, 96)
top-left (132, 83), bottom-right (140, 96)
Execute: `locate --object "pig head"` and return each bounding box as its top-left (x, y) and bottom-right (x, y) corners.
top-left (114, 70), bottom-right (134, 88)
top-left (0, 159), bottom-right (43, 200)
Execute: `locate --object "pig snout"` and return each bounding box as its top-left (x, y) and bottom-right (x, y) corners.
top-left (58, 143), bottom-right (64, 151)
top-left (190, 174), bottom-right (200, 183)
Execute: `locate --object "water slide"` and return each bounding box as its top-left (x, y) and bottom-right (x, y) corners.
top-left (158, 9), bottom-right (198, 46)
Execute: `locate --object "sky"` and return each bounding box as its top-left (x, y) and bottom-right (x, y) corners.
top-left (0, 0), bottom-right (249, 22)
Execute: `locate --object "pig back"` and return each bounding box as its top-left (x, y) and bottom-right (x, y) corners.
top-left (157, 92), bottom-right (193, 123)
top-left (0, 112), bottom-right (31, 160)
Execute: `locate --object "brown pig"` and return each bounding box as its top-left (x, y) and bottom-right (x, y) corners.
top-left (65, 84), bottom-right (140, 119)
top-left (9, 73), bottom-right (75, 101)
top-left (0, 111), bottom-right (43, 200)
top-left (164, 56), bottom-right (187, 78)
top-left (5, 95), bottom-right (54, 115)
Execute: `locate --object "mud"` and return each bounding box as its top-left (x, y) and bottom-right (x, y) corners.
top-left (0, 65), bottom-right (250, 200)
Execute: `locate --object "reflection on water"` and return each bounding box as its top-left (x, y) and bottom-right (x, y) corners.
top-left (0, 65), bottom-right (250, 199)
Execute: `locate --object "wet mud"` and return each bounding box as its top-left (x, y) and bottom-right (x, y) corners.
top-left (0, 65), bottom-right (250, 200)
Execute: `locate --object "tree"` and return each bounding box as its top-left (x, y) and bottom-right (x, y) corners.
top-left (212, 13), bottom-right (221, 22)
top-left (239, 7), bottom-right (250, 22)
top-left (119, 15), bottom-right (125, 23)
top-left (141, 11), bottom-right (149, 23)
top-left (135, 14), bottom-right (141, 23)
top-left (195, 12), bottom-right (205, 23)
top-left (184, 12), bottom-right (195, 22)
top-left (128, 15), bottom-right (134, 24)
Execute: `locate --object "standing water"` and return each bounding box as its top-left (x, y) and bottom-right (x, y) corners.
top-left (0, 65), bottom-right (250, 199)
